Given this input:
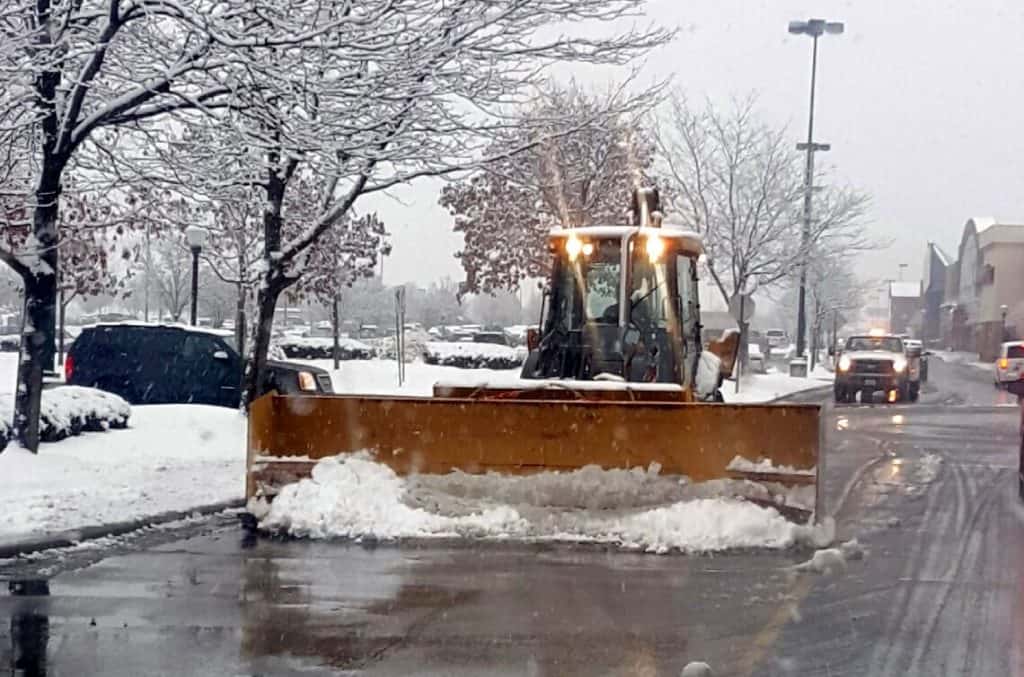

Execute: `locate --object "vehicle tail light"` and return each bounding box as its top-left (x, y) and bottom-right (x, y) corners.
top-left (526, 328), bottom-right (539, 351)
top-left (64, 354), bottom-right (74, 382)
top-left (999, 358), bottom-right (1009, 369)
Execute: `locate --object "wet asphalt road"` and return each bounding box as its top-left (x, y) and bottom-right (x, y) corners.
top-left (2, 357), bottom-right (1023, 676)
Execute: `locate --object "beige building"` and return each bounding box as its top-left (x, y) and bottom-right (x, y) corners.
top-left (943, 218), bottom-right (1024, 359)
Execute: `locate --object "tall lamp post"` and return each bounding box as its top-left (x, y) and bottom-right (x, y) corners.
top-left (788, 18), bottom-right (843, 359)
top-left (184, 226), bottom-right (208, 326)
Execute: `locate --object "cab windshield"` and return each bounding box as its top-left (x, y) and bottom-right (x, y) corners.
top-left (846, 336), bottom-right (903, 353)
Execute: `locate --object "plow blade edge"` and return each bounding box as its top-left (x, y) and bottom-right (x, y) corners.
top-left (247, 394), bottom-right (823, 518)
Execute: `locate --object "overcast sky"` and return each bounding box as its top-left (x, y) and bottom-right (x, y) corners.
top-left (369, 0), bottom-right (1024, 289)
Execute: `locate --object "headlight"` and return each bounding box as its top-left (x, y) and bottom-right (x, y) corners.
top-left (838, 355), bottom-right (851, 371)
top-left (565, 234), bottom-right (583, 261)
top-left (298, 371), bottom-right (317, 391)
top-left (645, 234), bottom-right (665, 261)
top-left (892, 356), bottom-right (907, 372)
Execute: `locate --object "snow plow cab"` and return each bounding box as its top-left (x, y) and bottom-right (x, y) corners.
top-left (246, 189), bottom-right (825, 522)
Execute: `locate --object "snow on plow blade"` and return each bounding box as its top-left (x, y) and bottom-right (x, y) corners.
top-left (247, 393), bottom-right (824, 521)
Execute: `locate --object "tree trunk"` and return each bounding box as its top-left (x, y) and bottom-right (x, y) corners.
top-left (242, 154), bottom-right (288, 407)
top-left (235, 282), bottom-right (246, 356)
top-left (242, 281), bottom-right (282, 406)
top-left (58, 298), bottom-right (66, 367)
top-left (332, 293), bottom-right (340, 371)
top-left (15, 180), bottom-right (60, 452)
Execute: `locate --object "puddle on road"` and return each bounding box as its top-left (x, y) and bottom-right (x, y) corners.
top-left (6, 580), bottom-right (51, 676)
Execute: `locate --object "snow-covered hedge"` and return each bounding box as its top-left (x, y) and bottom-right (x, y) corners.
top-left (0, 386), bottom-right (131, 450)
top-left (422, 341), bottom-right (522, 370)
top-left (0, 334), bottom-right (19, 352)
top-left (275, 336), bottom-right (375, 361)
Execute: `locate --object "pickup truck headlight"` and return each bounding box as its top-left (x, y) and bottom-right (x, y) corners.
top-left (298, 371), bottom-right (317, 391)
top-left (892, 356), bottom-right (907, 373)
top-left (838, 355), bottom-right (852, 371)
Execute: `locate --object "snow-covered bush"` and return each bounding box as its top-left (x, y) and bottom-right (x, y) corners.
top-left (274, 336), bottom-right (375, 361)
top-left (372, 330), bottom-right (431, 363)
top-left (422, 341), bottom-right (522, 370)
top-left (0, 386), bottom-right (131, 449)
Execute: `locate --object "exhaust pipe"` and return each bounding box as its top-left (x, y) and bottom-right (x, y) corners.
top-left (631, 187), bottom-right (662, 228)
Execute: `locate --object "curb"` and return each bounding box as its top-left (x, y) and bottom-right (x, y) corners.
top-left (767, 383), bottom-right (833, 403)
top-left (0, 498), bottom-right (245, 560)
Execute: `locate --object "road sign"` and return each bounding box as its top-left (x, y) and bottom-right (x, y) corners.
top-left (729, 294), bottom-right (756, 323)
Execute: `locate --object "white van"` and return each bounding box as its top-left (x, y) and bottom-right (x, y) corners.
top-left (765, 329), bottom-right (787, 348)
top-left (995, 341), bottom-right (1024, 387)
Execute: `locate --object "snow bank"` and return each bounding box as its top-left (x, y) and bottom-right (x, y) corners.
top-left (422, 341), bottom-right (522, 369)
top-left (724, 368), bottom-right (832, 403)
top-left (258, 454), bottom-right (827, 553)
top-left (727, 455), bottom-right (816, 477)
top-left (0, 404), bottom-right (245, 543)
top-left (275, 336), bottom-right (375, 360)
top-left (932, 350), bottom-right (994, 372)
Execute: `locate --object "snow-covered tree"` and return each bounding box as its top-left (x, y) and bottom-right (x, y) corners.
top-left (145, 2), bottom-right (670, 405)
top-left (657, 92), bottom-right (871, 307)
top-left (0, 0), bottom-right (285, 449)
top-left (442, 83), bottom-right (659, 298)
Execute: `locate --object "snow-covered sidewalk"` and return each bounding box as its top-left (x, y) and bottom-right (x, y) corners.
top-left (931, 350), bottom-right (994, 372)
top-left (0, 405), bottom-right (245, 544)
top-left (254, 454), bottom-right (831, 554)
top-left (723, 367), bottom-right (833, 403)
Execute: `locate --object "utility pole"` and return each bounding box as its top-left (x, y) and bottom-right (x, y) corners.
top-left (788, 18), bottom-right (843, 359)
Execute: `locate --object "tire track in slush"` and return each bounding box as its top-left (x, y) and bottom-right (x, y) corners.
top-left (901, 461), bottom-right (1006, 675)
top-left (913, 464), bottom-right (1007, 675)
top-left (870, 451), bottom-right (959, 675)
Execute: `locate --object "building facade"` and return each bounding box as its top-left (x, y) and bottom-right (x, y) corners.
top-left (942, 218), bottom-right (1024, 359)
top-left (889, 281), bottom-right (921, 336)
top-left (921, 242), bottom-right (950, 343)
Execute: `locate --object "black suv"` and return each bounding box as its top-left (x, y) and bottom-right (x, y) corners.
top-left (66, 323), bottom-right (333, 407)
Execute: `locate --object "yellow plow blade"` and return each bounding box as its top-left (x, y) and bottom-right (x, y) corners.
top-left (247, 393), bottom-right (823, 520)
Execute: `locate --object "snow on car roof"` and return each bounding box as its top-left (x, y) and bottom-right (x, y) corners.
top-left (86, 320), bottom-right (235, 338)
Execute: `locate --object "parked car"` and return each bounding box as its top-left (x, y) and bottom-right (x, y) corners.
top-left (995, 341), bottom-right (1024, 389)
top-left (66, 323), bottom-right (332, 407)
top-left (473, 331), bottom-right (510, 346)
top-left (904, 339), bottom-right (929, 382)
top-left (765, 328), bottom-right (788, 349)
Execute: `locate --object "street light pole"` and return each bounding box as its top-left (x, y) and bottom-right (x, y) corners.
top-left (184, 226), bottom-right (208, 326)
top-left (789, 18), bottom-right (843, 359)
top-left (189, 247), bottom-right (200, 326)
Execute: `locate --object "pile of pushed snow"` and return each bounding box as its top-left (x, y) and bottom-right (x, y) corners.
top-left (0, 385), bottom-right (130, 448)
top-left (727, 455), bottom-right (816, 477)
top-left (275, 336), bottom-right (375, 360)
top-left (256, 454), bottom-right (829, 553)
top-left (422, 341), bottom-right (521, 369)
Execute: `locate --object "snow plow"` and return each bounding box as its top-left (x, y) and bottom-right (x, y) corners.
top-left (246, 189), bottom-right (824, 522)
